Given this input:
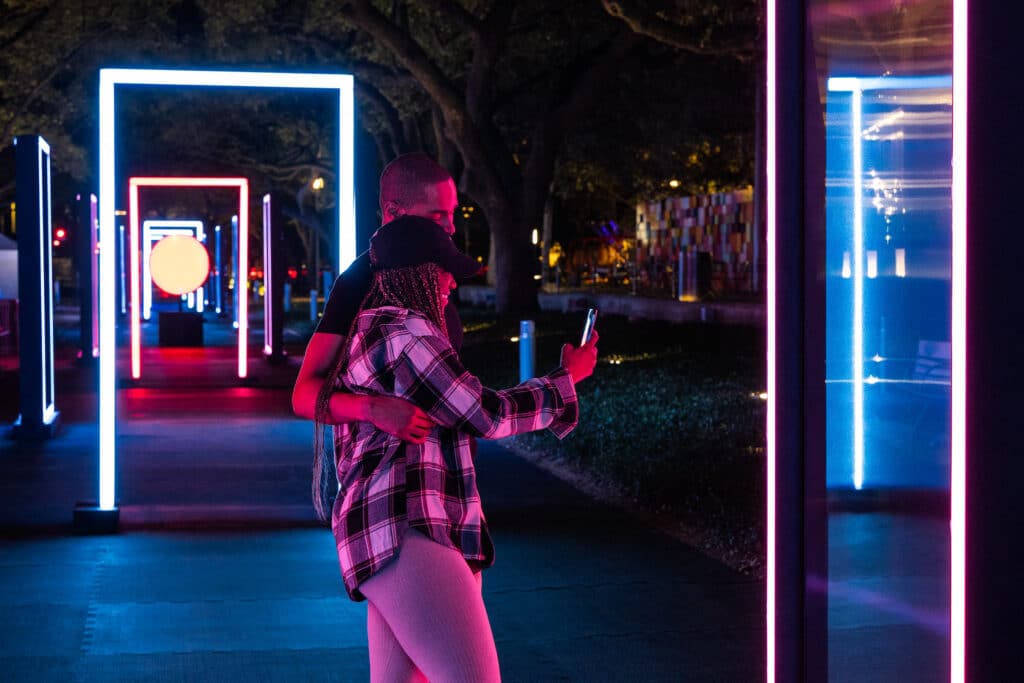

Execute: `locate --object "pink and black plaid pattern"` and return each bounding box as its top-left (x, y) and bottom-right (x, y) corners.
top-left (331, 306), bottom-right (578, 601)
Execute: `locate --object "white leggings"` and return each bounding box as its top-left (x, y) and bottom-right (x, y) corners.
top-left (360, 529), bottom-right (502, 683)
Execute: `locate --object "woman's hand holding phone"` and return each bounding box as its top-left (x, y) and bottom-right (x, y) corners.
top-left (561, 328), bottom-right (599, 384)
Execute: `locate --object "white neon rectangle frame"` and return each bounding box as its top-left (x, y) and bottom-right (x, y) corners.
top-left (98, 68), bottom-right (356, 512)
top-left (766, 4), bottom-right (966, 681)
top-left (141, 219), bottom-right (205, 321)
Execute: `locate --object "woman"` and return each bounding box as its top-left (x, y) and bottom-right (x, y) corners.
top-left (313, 215), bottom-right (598, 683)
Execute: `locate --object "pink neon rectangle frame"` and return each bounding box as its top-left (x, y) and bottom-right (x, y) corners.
top-left (128, 177), bottom-right (249, 378)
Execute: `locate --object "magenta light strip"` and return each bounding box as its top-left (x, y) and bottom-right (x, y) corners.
top-left (950, 0), bottom-right (967, 680)
top-left (262, 194), bottom-right (273, 357)
top-left (765, 0), bottom-right (778, 678)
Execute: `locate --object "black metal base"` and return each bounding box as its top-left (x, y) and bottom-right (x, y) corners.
top-left (158, 311), bottom-right (204, 347)
top-left (74, 352), bottom-right (98, 367)
top-left (73, 504), bottom-right (120, 535)
top-left (10, 411), bottom-right (61, 440)
top-left (264, 349), bottom-right (288, 365)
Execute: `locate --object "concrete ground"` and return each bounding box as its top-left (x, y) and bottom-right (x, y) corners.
top-left (0, 315), bottom-right (763, 682)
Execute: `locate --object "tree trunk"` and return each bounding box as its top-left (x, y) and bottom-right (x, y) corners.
top-left (486, 237), bottom-right (497, 286)
top-left (541, 184), bottom-right (554, 287)
top-left (488, 208), bottom-right (540, 314)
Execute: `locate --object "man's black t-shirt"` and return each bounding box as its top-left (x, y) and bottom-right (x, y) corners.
top-left (315, 250), bottom-right (464, 351)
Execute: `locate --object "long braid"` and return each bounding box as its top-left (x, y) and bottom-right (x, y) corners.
top-left (311, 262), bottom-right (448, 520)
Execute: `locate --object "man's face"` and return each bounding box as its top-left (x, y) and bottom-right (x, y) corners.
top-left (437, 270), bottom-right (457, 308)
top-left (392, 178), bottom-right (458, 236)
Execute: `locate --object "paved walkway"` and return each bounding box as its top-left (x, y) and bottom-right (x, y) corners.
top-left (0, 338), bottom-right (762, 682)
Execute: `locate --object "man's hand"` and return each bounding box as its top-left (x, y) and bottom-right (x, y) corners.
top-left (561, 329), bottom-right (599, 383)
top-left (366, 396), bottom-right (436, 444)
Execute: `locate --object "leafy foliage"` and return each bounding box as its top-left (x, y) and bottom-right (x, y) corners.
top-left (1, 0), bottom-right (758, 311)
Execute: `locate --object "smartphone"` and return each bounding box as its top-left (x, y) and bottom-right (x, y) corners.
top-left (580, 308), bottom-right (598, 346)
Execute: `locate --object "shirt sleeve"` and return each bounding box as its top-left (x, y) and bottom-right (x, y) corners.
top-left (392, 326), bottom-right (579, 440)
top-left (315, 251), bottom-right (373, 336)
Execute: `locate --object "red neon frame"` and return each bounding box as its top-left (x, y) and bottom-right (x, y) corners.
top-left (128, 177), bottom-right (249, 378)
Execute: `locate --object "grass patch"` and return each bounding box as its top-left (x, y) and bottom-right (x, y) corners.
top-left (458, 307), bottom-right (766, 575)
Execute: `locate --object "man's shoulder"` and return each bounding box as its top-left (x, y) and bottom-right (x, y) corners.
top-left (336, 250), bottom-right (372, 285)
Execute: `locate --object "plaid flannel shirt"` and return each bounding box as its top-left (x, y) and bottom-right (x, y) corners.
top-left (331, 306), bottom-right (579, 601)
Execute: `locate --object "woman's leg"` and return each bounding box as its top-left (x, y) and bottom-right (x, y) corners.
top-left (361, 530), bottom-right (501, 683)
top-left (367, 600), bottom-right (428, 683)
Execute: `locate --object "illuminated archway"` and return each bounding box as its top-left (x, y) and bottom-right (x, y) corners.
top-left (129, 177), bottom-right (248, 380)
top-left (142, 219), bottom-right (206, 320)
top-left (96, 68), bottom-right (355, 517)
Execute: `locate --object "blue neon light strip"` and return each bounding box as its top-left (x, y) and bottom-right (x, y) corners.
top-left (830, 73), bottom-right (952, 490)
top-left (827, 75), bottom-right (953, 92)
top-left (852, 88), bottom-right (864, 490)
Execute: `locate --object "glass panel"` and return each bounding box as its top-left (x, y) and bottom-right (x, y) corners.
top-left (810, 2), bottom-right (953, 680)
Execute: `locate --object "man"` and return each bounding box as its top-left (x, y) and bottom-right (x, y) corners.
top-left (291, 153), bottom-right (460, 443)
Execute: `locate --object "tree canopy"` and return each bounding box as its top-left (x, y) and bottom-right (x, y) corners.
top-left (1, 0), bottom-right (759, 312)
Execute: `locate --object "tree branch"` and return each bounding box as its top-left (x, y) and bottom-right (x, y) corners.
top-left (339, 0), bottom-right (464, 114)
top-left (419, 0), bottom-right (483, 35)
top-left (601, 0), bottom-right (755, 61)
top-left (549, 30), bottom-right (639, 140)
top-left (465, 2), bottom-right (515, 118)
top-left (0, 4), bottom-right (54, 51)
top-left (340, 0), bottom-right (508, 207)
top-left (0, 29), bottom-right (108, 144)
top-left (356, 80), bottom-right (408, 155)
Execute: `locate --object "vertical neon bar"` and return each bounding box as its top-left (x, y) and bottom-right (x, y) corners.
top-left (90, 195), bottom-right (100, 357)
top-left (128, 181), bottom-right (141, 379)
top-left (39, 140), bottom-right (56, 424)
top-left (852, 88), bottom-right (865, 490)
top-left (98, 70), bottom-right (116, 510)
top-left (238, 184), bottom-right (248, 378)
top-left (765, 0), bottom-right (777, 677)
top-left (215, 225), bottom-right (222, 314)
top-left (338, 77), bottom-right (356, 272)
top-left (951, 0), bottom-right (967, 679)
top-left (119, 224), bottom-right (126, 315)
top-left (143, 221), bottom-right (151, 320)
top-left (263, 193), bottom-right (272, 356)
top-left (197, 223), bottom-right (205, 314)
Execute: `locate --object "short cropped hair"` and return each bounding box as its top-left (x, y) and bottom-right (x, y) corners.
top-left (379, 153), bottom-right (452, 212)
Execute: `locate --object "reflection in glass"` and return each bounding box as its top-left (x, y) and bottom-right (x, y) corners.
top-left (812, 1), bottom-right (953, 680)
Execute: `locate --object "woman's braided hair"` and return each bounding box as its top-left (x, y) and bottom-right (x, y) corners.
top-left (311, 261), bottom-right (449, 520)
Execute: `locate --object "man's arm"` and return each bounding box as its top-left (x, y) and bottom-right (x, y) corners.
top-left (292, 331), bottom-right (435, 443)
